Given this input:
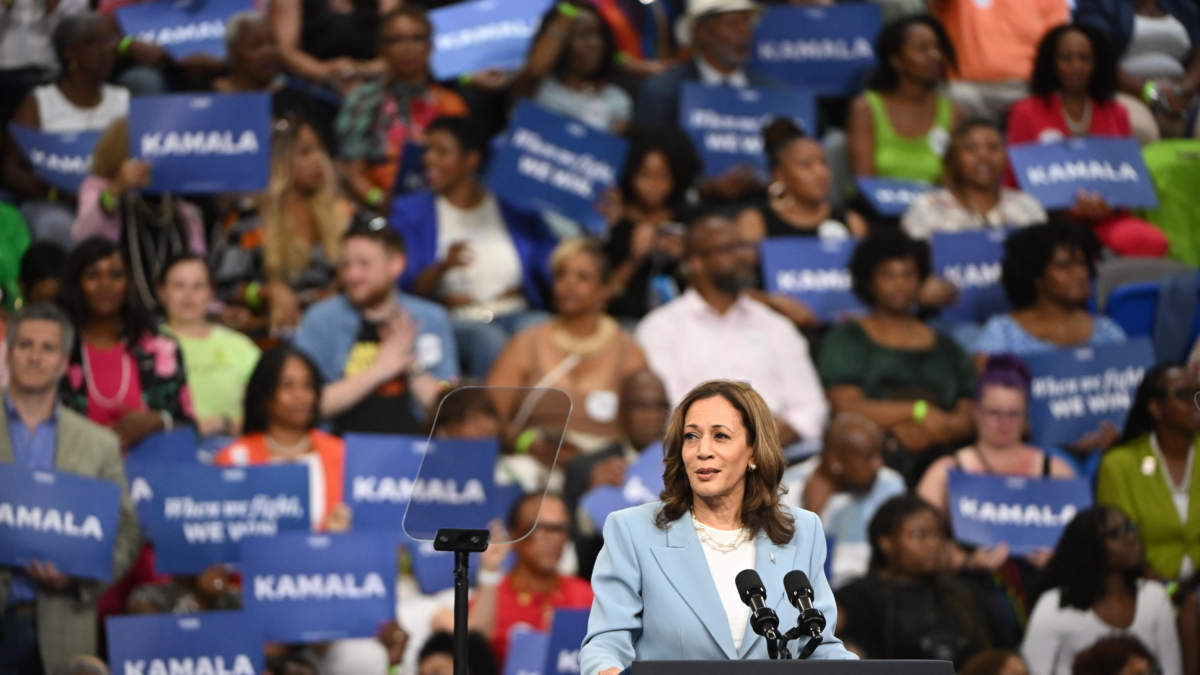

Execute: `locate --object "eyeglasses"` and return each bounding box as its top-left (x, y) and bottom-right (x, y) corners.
top-left (1103, 521), bottom-right (1139, 540)
top-left (532, 522), bottom-right (570, 537)
top-left (980, 407), bottom-right (1023, 422)
top-left (380, 33), bottom-right (431, 46)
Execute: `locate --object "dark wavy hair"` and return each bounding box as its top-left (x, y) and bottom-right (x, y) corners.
top-left (1000, 221), bottom-right (1099, 310)
top-left (1037, 506), bottom-right (1140, 611)
top-left (848, 229), bottom-right (932, 307)
top-left (427, 115), bottom-right (488, 169)
top-left (656, 379), bottom-right (794, 545)
top-left (418, 631), bottom-right (497, 675)
top-left (56, 237), bottom-right (153, 343)
top-left (1031, 23), bottom-right (1118, 102)
top-left (867, 14), bottom-right (956, 92)
top-left (618, 126), bottom-right (703, 215)
top-left (867, 494), bottom-right (939, 573)
top-left (1116, 363), bottom-right (1177, 445)
top-left (531, 0), bottom-right (616, 81)
top-left (1071, 636), bottom-right (1156, 675)
top-left (242, 346), bottom-right (324, 435)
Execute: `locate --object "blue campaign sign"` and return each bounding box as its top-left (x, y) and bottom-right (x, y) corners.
top-left (1008, 137), bottom-right (1159, 210)
top-left (0, 466), bottom-right (121, 581)
top-left (403, 437), bottom-right (500, 541)
top-left (1024, 338), bottom-right (1156, 447)
top-left (129, 93), bottom-right (271, 193)
top-left (948, 472), bottom-right (1092, 554)
top-left (855, 177), bottom-right (935, 218)
top-left (505, 628), bottom-right (550, 675)
top-left (393, 141), bottom-right (428, 196)
top-left (486, 101), bottom-right (627, 234)
top-left (751, 4), bottom-right (881, 95)
top-left (581, 445), bottom-right (664, 532)
top-left (128, 463), bottom-right (309, 574)
top-left (680, 83), bottom-right (816, 178)
top-left (241, 532), bottom-right (397, 643)
top-left (343, 433), bottom-right (428, 532)
top-left (543, 608), bottom-right (591, 675)
top-left (761, 236), bottom-right (864, 321)
top-left (127, 427), bottom-right (200, 465)
top-left (931, 229), bottom-right (1011, 324)
top-left (430, 0), bottom-right (554, 80)
top-left (116, 0), bottom-right (254, 60)
top-left (107, 612), bottom-right (264, 675)
top-left (8, 124), bottom-right (101, 194)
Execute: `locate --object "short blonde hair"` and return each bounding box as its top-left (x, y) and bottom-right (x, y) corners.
top-left (549, 238), bottom-right (609, 281)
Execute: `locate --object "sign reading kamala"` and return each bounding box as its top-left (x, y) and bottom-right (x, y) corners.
top-left (430, 0), bottom-right (553, 80)
top-left (680, 84), bottom-right (816, 178)
top-left (581, 443), bottom-right (665, 532)
top-left (1024, 338), bottom-right (1155, 447)
top-left (242, 533), bottom-right (397, 643)
top-left (1008, 137), bottom-right (1158, 210)
top-left (0, 466), bottom-right (121, 581)
top-left (107, 612), bottom-right (264, 675)
top-left (129, 463), bottom-right (309, 574)
top-left (761, 236), bottom-right (863, 321)
top-left (751, 4), bottom-right (881, 95)
top-left (8, 125), bottom-right (101, 194)
top-left (116, 0), bottom-right (254, 60)
top-left (855, 177), bottom-right (935, 218)
top-left (504, 628), bottom-right (550, 675)
top-left (343, 434), bottom-right (428, 532)
top-left (543, 609), bottom-right (591, 675)
top-left (402, 437), bottom-right (499, 541)
top-left (129, 93), bottom-right (271, 193)
top-left (931, 229), bottom-right (1012, 324)
top-left (948, 472), bottom-right (1092, 555)
top-left (486, 101), bottom-right (627, 235)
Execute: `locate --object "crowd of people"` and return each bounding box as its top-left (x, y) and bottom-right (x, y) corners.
top-left (1, 0), bottom-right (1200, 674)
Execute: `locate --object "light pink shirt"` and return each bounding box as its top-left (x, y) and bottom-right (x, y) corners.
top-left (635, 288), bottom-right (828, 441)
top-left (72, 175), bottom-right (207, 254)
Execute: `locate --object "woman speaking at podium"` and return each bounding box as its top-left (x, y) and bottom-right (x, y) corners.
top-left (580, 379), bottom-right (857, 675)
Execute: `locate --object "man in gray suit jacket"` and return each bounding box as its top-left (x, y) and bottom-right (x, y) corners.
top-left (0, 303), bottom-right (140, 675)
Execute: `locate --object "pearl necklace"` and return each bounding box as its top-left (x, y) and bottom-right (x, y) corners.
top-left (692, 510), bottom-right (751, 554)
top-left (81, 344), bottom-right (131, 409)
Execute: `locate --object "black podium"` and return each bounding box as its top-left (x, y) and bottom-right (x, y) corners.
top-left (631, 661), bottom-right (953, 675)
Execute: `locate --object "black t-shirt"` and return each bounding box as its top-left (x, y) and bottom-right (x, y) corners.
top-left (333, 319), bottom-right (423, 436)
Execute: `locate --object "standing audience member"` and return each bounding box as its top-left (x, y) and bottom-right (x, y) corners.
top-left (1007, 24), bottom-right (1169, 257)
top-left (1071, 636), bottom-right (1162, 675)
top-left (636, 214), bottom-right (828, 446)
top-left (1097, 364), bottom-right (1200, 582)
top-left (293, 218), bottom-right (455, 437)
top-left (393, 116), bottom-right (556, 378)
top-left (216, 346), bottom-right (351, 533)
top-left (18, 242), bottom-right (66, 305)
top-left (1022, 506), bottom-right (1182, 675)
top-left (0, 303), bottom-right (140, 675)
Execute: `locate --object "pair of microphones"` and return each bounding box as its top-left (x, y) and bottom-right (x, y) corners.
top-left (735, 569), bottom-right (827, 660)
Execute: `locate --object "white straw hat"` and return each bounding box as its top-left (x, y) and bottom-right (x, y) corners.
top-left (675, 0), bottom-right (763, 48)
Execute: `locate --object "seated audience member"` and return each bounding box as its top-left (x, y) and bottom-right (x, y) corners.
top-left (4, 12), bottom-right (129, 249)
top-left (416, 632), bottom-right (497, 675)
top-left (469, 493), bottom-right (594, 668)
top-left (818, 230), bottom-right (975, 476)
top-left (393, 116), bottom-right (556, 378)
top-left (1022, 506), bottom-right (1182, 675)
top-left (1097, 364), bottom-right (1200, 582)
top-left (930, 0), bottom-right (1067, 123)
top-left (214, 114), bottom-right (352, 333)
top-left (488, 239), bottom-right (647, 448)
top-left (847, 15), bottom-right (962, 187)
top-left (1007, 24), bottom-right (1169, 258)
top-left (18, 241), bottom-right (66, 305)
top-left (513, 0), bottom-right (631, 134)
top-left (0, 0), bottom-right (84, 122)
top-left (781, 413), bottom-right (906, 587)
top-left (216, 346), bottom-right (351, 532)
top-left (293, 217), bottom-right (455, 437)
top-left (336, 6), bottom-right (467, 211)
top-left (271, 0), bottom-right (395, 96)
top-left (158, 256), bottom-right (260, 440)
top-left (55, 237), bottom-right (192, 447)
top-left (962, 651), bottom-right (1031, 675)
top-left (636, 214), bottom-right (828, 445)
top-left (1072, 636), bottom-right (1162, 675)
top-left (603, 127), bottom-right (700, 322)
top-left (0, 303), bottom-right (140, 675)
top-left (901, 119), bottom-right (1047, 240)
top-left (836, 495), bottom-right (1003, 668)
top-left (1075, 0), bottom-right (1200, 141)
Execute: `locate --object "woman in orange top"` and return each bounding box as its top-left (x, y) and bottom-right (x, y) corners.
top-left (215, 346), bottom-right (350, 532)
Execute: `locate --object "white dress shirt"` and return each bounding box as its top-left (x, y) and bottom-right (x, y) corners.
top-left (695, 56), bottom-right (750, 87)
top-left (636, 288), bottom-right (828, 441)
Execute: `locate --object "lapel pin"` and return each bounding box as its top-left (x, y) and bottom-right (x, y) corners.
top-left (770, 553), bottom-right (776, 565)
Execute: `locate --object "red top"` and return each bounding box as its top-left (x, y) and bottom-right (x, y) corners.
top-left (1004, 93), bottom-right (1133, 186)
top-left (491, 574), bottom-right (594, 668)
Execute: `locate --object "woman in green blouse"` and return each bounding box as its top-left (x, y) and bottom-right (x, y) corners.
top-left (1097, 364), bottom-right (1200, 581)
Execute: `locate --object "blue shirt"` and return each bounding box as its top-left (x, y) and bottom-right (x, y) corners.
top-left (974, 313), bottom-right (1128, 355)
top-left (5, 396), bottom-right (59, 605)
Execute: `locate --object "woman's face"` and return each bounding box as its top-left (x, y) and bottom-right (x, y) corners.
top-left (423, 129), bottom-right (475, 194)
top-left (976, 384), bottom-right (1027, 449)
top-left (1102, 509), bottom-right (1143, 572)
top-left (893, 23), bottom-right (945, 85)
top-left (883, 509), bottom-right (944, 578)
top-left (232, 19), bottom-right (280, 87)
top-left (67, 20), bottom-right (119, 85)
top-left (1151, 367), bottom-right (1200, 437)
top-left (681, 396), bottom-right (755, 505)
top-left (80, 252), bottom-right (128, 320)
top-left (160, 260), bottom-right (212, 326)
top-left (631, 150), bottom-right (674, 211)
top-left (1055, 29), bottom-right (1095, 97)
top-left (1037, 244), bottom-right (1091, 306)
top-left (289, 125), bottom-right (327, 195)
top-left (775, 138), bottom-right (831, 205)
top-left (870, 257), bottom-right (921, 315)
top-left (380, 15), bottom-right (432, 82)
top-left (268, 356), bottom-right (317, 431)
top-left (954, 126), bottom-right (1007, 191)
top-left (563, 11), bottom-right (606, 80)
top-left (552, 251), bottom-right (607, 318)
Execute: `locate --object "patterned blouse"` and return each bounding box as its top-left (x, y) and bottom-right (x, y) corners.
top-left (901, 188), bottom-right (1048, 240)
top-left (60, 330), bottom-right (194, 426)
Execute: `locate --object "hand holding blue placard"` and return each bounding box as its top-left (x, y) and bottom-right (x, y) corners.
top-left (930, 229), bottom-right (1012, 324)
top-left (751, 4), bottom-right (881, 95)
top-left (1008, 137), bottom-right (1158, 210)
top-left (855, 177), bottom-right (935, 218)
top-left (948, 471), bottom-right (1092, 555)
top-left (116, 0), bottom-right (254, 60)
top-left (8, 125), bottom-right (102, 194)
top-left (760, 237), bottom-right (863, 321)
top-left (430, 0), bottom-right (554, 80)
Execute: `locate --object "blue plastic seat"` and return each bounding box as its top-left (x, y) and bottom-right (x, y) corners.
top-left (1105, 281), bottom-right (1161, 338)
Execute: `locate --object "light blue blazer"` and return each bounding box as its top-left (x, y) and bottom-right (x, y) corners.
top-left (580, 502), bottom-right (857, 675)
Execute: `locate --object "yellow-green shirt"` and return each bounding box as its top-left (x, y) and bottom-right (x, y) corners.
top-left (163, 324), bottom-right (260, 424)
top-left (865, 90), bottom-right (953, 185)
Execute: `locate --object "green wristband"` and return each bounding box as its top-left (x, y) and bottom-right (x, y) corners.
top-left (1142, 80), bottom-right (1159, 106)
top-left (557, 2), bottom-right (580, 18)
top-left (365, 187), bottom-right (384, 209)
top-left (118, 35), bottom-right (134, 56)
top-left (99, 189), bottom-right (117, 213)
top-left (244, 282), bottom-right (263, 311)
top-left (514, 429), bottom-right (539, 455)
top-left (912, 399), bottom-right (929, 424)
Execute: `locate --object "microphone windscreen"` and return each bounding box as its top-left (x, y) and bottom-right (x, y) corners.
top-left (735, 569), bottom-right (766, 605)
top-left (784, 570), bottom-right (813, 601)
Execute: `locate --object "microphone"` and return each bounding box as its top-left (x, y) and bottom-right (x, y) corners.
top-left (783, 570), bottom-right (827, 639)
top-left (735, 569), bottom-right (780, 639)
